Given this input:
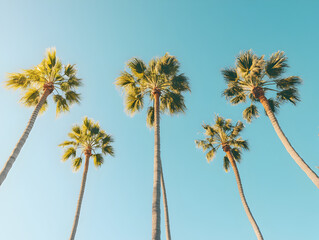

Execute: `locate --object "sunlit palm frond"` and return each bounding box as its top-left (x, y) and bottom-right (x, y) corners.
top-left (243, 104), bottom-right (259, 123)
top-left (265, 51), bottom-right (288, 78)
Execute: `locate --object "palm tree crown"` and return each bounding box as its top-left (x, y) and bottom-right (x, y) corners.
top-left (59, 117), bottom-right (114, 170)
top-left (115, 53), bottom-right (190, 126)
top-left (195, 116), bottom-right (249, 171)
top-left (222, 50), bottom-right (302, 122)
top-left (6, 48), bottom-right (82, 115)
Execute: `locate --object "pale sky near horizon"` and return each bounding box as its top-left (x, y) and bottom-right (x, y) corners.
top-left (0, 0), bottom-right (318, 240)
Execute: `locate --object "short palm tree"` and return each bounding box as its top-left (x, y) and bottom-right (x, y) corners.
top-left (196, 116), bottom-right (263, 240)
top-left (115, 53), bottom-right (190, 240)
top-left (59, 117), bottom-right (114, 240)
top-left (0, 48), bottom-right (81, 186)
top-left (222, 50), bottom-right (319, 188)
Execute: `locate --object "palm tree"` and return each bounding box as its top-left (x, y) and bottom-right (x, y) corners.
top-left (115, 53), bottom-right (190, 240)
top-left (59, 117), bottom-right (114, 240)
top-left (196, 115), bottom-right (263, 240)
top-left (0, 48), bottom-right (81, 186)
top-left (222, 50), bottom-right (319, 188)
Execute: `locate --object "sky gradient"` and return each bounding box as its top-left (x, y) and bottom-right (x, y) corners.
top-left (0, 0), bottom-right (318, 239)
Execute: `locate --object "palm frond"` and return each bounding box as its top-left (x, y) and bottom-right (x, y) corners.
top-left (53, 94), bottom-right (70, 115)
top-left (146, 106), bottom-right (155, 128)
top-left (265, 51), bottom-right (288, 78)
top-left (157, 53), bottom-right (179, 76)
top-left (92, 153), bottom-right (104, 167)
top-left (6, 73), bottom-right (31, 90)
top-left (170, 74), bottom-right (190, 93)
top-left (223, 156), bottom-right (230, 172)
top-left (222, 68), bottom-right (238, 83)
top-left (127, 58), bottom-right (146, 79)
top-left (160, 92), bottom-right (186, 114)
top-left (62, 147), bottom-right (76, 162)
top-left (276, 88), bottom-right (300, 105)
top-left (20, 88), bottom-right (41, 107)
top-left (243, 104), bottom-right (259, 123)
top-left (72, 157), bottom-right (82, 172)
top-left (65, 90), bottom-right (81, 104)
top-left (275, 76), bottom-right (302, 90)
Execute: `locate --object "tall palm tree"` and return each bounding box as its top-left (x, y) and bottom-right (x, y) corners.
top-left (196, 115), bottom-right (263, 240)
top-left (0, 48), bottom-right (81, 186)
top-left (222, 50), bottom-right (319, 188)
top-left (59, 117), bottom-right (114, 240)
top-left (115, 53), bottom-right (190, 240)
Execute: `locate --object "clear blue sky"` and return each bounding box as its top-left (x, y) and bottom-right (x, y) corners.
top-left (0, 0), bottom-right (318, 239)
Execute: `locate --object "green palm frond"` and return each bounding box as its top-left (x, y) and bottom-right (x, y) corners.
top-left (231, 148), bottom-right (242, 162)
top-left (65, 91), bottom-right (81, 104)
top-left (243, 104), bottom-right (259, 123)
top-left (54, 94), bottom-right (70, 115)
top-left (116, 71), bottom-right (136, 90)
top-left (266, 98), bottom-right (280, 114)
top-left (20, 88), bottom-right (41, 107)
top-left (160, 92), bottom-right (186, 114)
top-left (62, 147), bottom-right (76, 162)
top-left (92, 154), bottom-right (104, 167)
top-left (157, 53), bottom-right (179, 76)
top-left (170, 74), bottom-right (190, 93)
top-left (223, 156), bottom-right (230, 172)
top-left (72, 157), bottom-right (82, 172)
top-left (236, 50), bottom-right (256, 76)
top-left (206, 148), bottom-right (216, 162)
top-left (128, 58), bottom-right (147, 79)
top-left (276, 88), bottom-right (300, 105)
top-left (265, 51), bottom-right (288, 78)
top-left (146, 106), bottom-right (155, 128)
top-left (125, 87), bottom-right (144, 115)
top-left (6, 73), bottom-right (31, 89)
top-left (275, 76), bottom-right (302, 90)
top-left (222, 68), bottom-right (239, 83)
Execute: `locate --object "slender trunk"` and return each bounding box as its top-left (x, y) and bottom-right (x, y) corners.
top-left (160, 160), bottom-right (171, 240)
top-left (259, 95), bottom-right (319, 188)
top-left (69, 153), bottom-right (90, 240)
top-left (152, 92), bottom-right (161, 240)
top-left (225, 151), bottom-right (264, 240)
top-left (0, 89), bottom-right (51, 187)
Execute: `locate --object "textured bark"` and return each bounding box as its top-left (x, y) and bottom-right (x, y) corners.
top-left (69, 153), bottom-right (90, 240)
top-left (152, 92), bottom-right (161, 240)
top-left (160, 160), bottom-right (171, 240)
top-left (0, 89), bottom-right (51, 186)
top-left (259, 95), bottom-right (319, 189)
top-left (225, 150), bottom-right (264, 240)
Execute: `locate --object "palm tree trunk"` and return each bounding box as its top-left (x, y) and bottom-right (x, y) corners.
top-left (69, 154), bottom-right (90, 240)
top-left (152, 92), bottom-right (161, 240)
top-left (160, 160), bottom-right (171, 240)
top-left (225, 151), bottom-right (264, 240)
top-left (259, 95), bottom-right (319, 188)
top-left (0, 89), bottom-right (51, 187)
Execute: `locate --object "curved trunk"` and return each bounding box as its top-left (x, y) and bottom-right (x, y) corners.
top-left (259, 95), bottom-right (319, 188)
top-left (152, 92), bottom-right (161, 240)
top-left (69, 154), bottom-right (90, 240)
top-left (0, 89), bottom-right (51, 187)
top-left (225, 151), bottom-right (264, 240)
top-left (160, 160), bottom-right (171, 240)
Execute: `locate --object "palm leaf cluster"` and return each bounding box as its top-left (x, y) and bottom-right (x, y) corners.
top-left (195, 116), bottom-right (249, 172)
top-left (222, 50), bottom-right (302, 122)
top-left (6, 48), bottom-right (82, 115)
top-left (115, 53), bottom-right (190, 126)
top-left (59, 117), bottom-right (114, 171)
